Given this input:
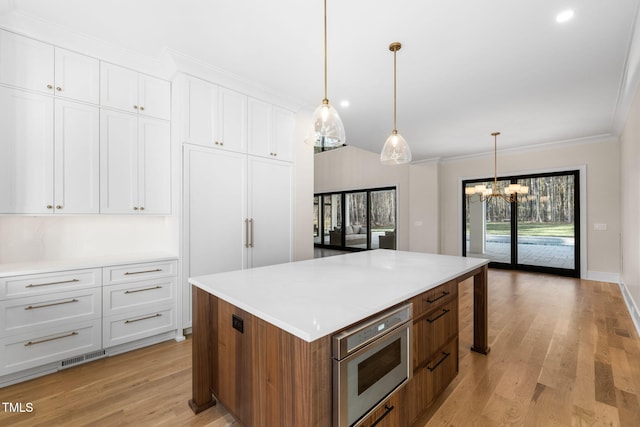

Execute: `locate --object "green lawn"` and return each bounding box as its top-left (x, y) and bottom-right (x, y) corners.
top-left (483, 222), bottom-right (574, 237)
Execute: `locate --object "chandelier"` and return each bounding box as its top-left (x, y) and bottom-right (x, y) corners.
top-left (466, 132), bottom-right (529, 203)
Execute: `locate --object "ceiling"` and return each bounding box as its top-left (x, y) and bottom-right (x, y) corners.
top-left (3, 0), bottom-right (640, 160)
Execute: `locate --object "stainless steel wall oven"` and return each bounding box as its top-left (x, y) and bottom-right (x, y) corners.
top-left (333, 303), bottom-right (412, 427)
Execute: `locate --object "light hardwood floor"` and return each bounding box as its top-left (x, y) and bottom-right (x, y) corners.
top-left (1, 270), bottom-right (639, 426)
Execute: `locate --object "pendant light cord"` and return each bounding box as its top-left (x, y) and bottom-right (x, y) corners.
top-left (323, 0), bottom-right (328, 101)
top-left (393, 47), bottom-right (397, 132)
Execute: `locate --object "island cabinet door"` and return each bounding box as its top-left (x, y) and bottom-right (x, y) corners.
top-left (214, 299), bottom-right (260, 426)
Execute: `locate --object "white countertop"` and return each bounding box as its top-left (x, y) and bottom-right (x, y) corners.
top-left (189, 250), bottom-right (489, 342)
top-left (0, 252), bottom-right (179, 277)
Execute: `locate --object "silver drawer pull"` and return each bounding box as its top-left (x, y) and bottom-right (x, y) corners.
top-left (25, 299), bottom-right (79, 310)
top-left (125, 313), bottom-right (161, 324)
top-left (25, 331), bottom-right (78, 346)
top-left (123, 268), bottom-right (162, 276)
top-left (26, 279), bottom-right (80, 288)
top-left (124, 285), bottom-right (162, 294)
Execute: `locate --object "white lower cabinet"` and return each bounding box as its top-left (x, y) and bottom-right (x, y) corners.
top-left (102, 260), bottom-right (177, 348)
top-left (0, 258), bottom-right (178, 383)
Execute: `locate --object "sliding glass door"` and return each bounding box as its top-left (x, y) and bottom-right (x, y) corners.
top-left (463, 170), bottom-right (579, 277)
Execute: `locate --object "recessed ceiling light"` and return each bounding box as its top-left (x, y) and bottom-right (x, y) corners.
top-left (556, 9), bottom-right (574, 23)
top-left (340, 100), bottom-right (350, 107)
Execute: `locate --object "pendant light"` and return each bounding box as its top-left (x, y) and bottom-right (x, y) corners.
top-left (309, 0), bottom-right (346, 148)
top-left (380, 42), bottom-right (412, 165)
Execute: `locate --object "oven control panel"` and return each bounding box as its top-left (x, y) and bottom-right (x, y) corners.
top-left (333, 303), bottom-right (412, 360)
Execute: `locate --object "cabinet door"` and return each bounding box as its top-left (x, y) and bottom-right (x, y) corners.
top-left (217, 87), bottom-right (247, 153)
top-left (0, 87), bottom-right (54, 214)
top-left (138, 74), bottom-right (171, 120)
top-left (0, 30), bottom-right (54, 94)
top-left (100, 62), bottom-right (139, 114)
top-left (54, 48), bottom-right (99, 104)
top-left (247, 98), bottom-right (272, 158)
top-left (138, 117), bottom-right (171, 214)
top-left (100, 109), bottom-right (138, 213)
top-left (54, 100), bottom-right (100, 213)
top-left (183, 76), bottom-right (216, 147)
top-left (273, 106), bottom-right (295, 162)
top-left (247, 157), bottom-right (292, 268)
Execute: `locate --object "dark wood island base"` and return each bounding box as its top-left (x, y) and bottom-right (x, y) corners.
top-left (190, 263), bottom-right (489, 426)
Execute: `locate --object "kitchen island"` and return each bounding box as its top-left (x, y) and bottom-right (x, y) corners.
top-left (188, 250), bottom-right (489, 426)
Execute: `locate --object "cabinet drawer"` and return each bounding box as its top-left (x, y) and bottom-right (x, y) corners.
top-left (0, 319), bottom-right (101, 376)
top-left (103, 277), bottom-right (175, 316)
top-left (103, 260), bottom-right (177, 285)
top-left (103, 305), bottom-right (175, 348)
top-left (1, 288), bottom-right (101, 337)
top-left (0, 268), bottom-right (102, 299)
top-left (413, 299), bottom-right (458, 370)
top-left (411, 279), bottom-right (457, 318)
top-left (358, 393), bottom-right (400, 427)
top-left (424, 337), bottom-right (458, 407)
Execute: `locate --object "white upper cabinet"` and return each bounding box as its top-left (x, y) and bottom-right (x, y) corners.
top-left (182, 75), bottom-right (247, 152)
top-left (0, 30), bottom-right (99, 105)
top-left (54, 48), bottom-right (100, 104)
top-left (0, 88), bottom-right (53, 214)
top-left (0, 88), bottom-right (98, 214)
top-left (100, 62), bottom-right (170, 120)
top-left (100, 109), bottom-right (171, 214)
top-left (0, 30), bottom-right (53, 95)
top-left (248, 98), bottom-right (294, 162)
top-left (54, 100), bottom-right (100, 213)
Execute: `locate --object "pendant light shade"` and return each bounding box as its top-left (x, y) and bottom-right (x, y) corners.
top-left (381, 42), bottom-right (411, 165)
top-left (308, 0), bottom-right (346, 148)
top-left (310, 99), bottom-right (346, 147)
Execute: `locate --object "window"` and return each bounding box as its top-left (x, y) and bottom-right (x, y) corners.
top-left (314, 187), bottom-right (397, 251)
top-left (463, 170), bottom-right (579, 277)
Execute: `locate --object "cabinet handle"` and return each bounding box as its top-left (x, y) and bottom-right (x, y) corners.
top-left (46, 205), bottom-right (53, 209)
top-left (56, 205), bottom-right (63, 209)
top-left (426, 291), bottom-right (450, 304)
top-left (133, 207), bottom-right (139, 211)
top-left (139, 106), bottom-right (145, 111)
top-left (123, 268), bottom-right (162, 276)
top-left (140, 207), bottom-right (145, 211)
top-left (56, 87), bottom-right (62, 91)
top-left (25, 331), bottom-right (78, 346)
top-left (427, 351), bottom-right (451, 372)
top-left (245, 218), bottom-right (250, 248)
top-left (249, 218), bottom-right (254, 248)
top-left (25, 299), bottom-right (79, 310)
top-left (125, 313), bottom-right (161, 324)
top-left (47, 84), bottom-right (53, 89)
top-left (133, 105), bottom-right (139, 110)
top-left (426, 308), bottom-right (450, 324)
top-left (370, 404), bottom-right (395, 427)
top-left (26, 278), bottom-right (80, 288)
top-left (124, 285), bottom-right (162, 294)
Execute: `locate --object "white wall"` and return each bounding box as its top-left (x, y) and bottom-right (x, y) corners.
top-left (294, 109), bottom-right (315, 261)
top-left (620, 79), bottom-right (640, 330)
top-left (0, 215), bottom-right (173, 263)
top-left (440, 137), bottom-right (621, 279)
top-left (408, 160), bottom-right (440, 253)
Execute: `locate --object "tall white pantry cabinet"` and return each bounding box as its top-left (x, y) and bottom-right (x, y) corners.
top-left (180, 74), bottom-right (295, 328)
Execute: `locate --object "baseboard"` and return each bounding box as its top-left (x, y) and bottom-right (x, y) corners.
top-left (0, 364), bottom-right (57, 388)
top-left (105, 330), bottom-right (179, 357)
top-left (586, 271), bottom-right (620, 283)
top-left (619, 281), bottom-right (640, 338)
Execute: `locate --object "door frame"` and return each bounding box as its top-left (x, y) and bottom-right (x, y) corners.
top-left (460, 167), bottom-right (587, 278)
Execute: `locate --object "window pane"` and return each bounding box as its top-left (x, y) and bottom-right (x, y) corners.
top-left (345, 192), bottom-right (367, 249)
top-left (324, 194), bottom-right (342, 246)
top-left (516, 175), bottom-right (575, 269)
top-left (465, 180), bottom-right (512, 263)
top-left (370, 189), bottom-right (396, 249)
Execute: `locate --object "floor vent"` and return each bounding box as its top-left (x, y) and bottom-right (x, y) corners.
top-left (59, 350), bottom-right (106, 369)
